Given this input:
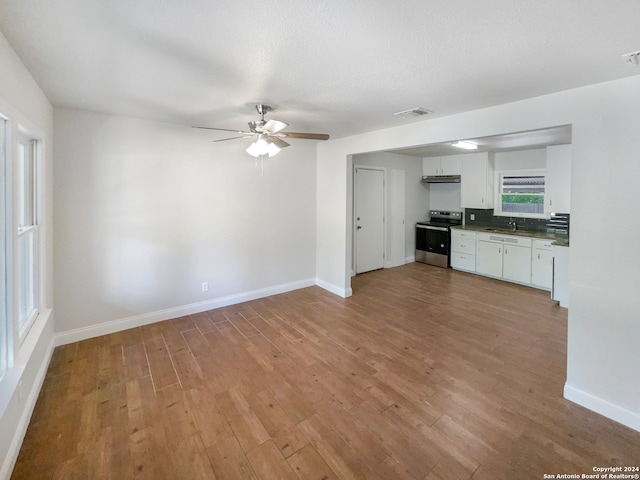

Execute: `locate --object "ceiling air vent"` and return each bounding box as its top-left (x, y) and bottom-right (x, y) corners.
top-left (393, 107), bottom-right (432, 118)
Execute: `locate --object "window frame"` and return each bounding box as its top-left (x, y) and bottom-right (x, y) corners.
top-left (494, 169), bottom-right (547, 219)
top-left (0, 115), bottom-right (7, 382)
top-left (14, 129), bottom-right (42, 344)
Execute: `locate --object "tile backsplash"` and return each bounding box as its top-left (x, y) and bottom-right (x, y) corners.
top-left (464, 208), bottom-right (569, 236)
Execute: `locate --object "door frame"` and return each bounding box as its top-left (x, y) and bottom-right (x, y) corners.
top-left (352, 165), bottom-right (386, 276)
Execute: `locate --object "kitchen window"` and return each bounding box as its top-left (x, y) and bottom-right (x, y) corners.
top-left (495, 169), bottom-right (546, 219)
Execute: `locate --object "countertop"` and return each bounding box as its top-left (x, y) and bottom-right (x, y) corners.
top-left (451, 225), bottom-right (570, 246)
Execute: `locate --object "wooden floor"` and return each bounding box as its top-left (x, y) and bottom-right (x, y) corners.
top-left (12, 263), bottom-right (640, 479)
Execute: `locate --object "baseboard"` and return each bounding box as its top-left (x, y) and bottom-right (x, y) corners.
top-left (0, 335), bottom-right (55, 480)
top-left (55, 278), bottom-right (317, 346)
top-left (564, 383), bottom-right (640, 433)
top-left (405, 255), bottom-right (415, 263)
top-left (315, 278), bottom-right (352, 298)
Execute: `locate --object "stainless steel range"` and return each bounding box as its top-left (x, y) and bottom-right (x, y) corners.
top-left (415, 210), bottom-right (462, 268)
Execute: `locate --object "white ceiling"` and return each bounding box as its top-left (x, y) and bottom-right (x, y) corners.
top-left (0, 0), bottom-right (639, 140)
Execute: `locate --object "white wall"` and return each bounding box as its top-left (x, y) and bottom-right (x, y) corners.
top-left (353, 152), bottom-right (428, 263)
top-left (428, 183), bottom-right (461, 212)
top-left (0, 31), bottom-right (55, 479)
top-left (316, 75), bottom-right (640, 432)
top-left (494, 148), bottom-right (547, 170)
top-left (54, 109), bottom-right (318, 339)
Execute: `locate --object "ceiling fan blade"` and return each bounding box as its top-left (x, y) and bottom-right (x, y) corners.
top-left (269, 137), bottom-right (290, 148)
top-left (263, 119), bottom-right (289, 134)
top-left (212, 136), bottom-right (250, 143)
top-left (192, 126), bottom-right (254, 135)
top-left (280, 132), bottom-right (330, 140)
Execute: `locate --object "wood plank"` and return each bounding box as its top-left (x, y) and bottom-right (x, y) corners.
top-left (146, 351), bottom-right (180, 391)
top-left (206, 435), bottom-right (257, 480)
top-left (227, 312), bottom-right (261, 338)
top-left (190, 312), bottom-right (217, 334)
top-left (183, 386), bottom-right (234, 448)
top-left (171, 350), bottom-right (204, 390)
top-left (182, 328), bottom-right (212, 357)
top-left (245, 440), bottom-right (298, 480)
top-left (286, 444), bottom-right (340, 480)
top-left (215, 387), bottom-right (271, 452)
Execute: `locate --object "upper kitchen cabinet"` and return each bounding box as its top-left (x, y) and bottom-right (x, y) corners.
top-left (461, 152), bottom-right (495, 209)
top-left (545, 144), bottom-right (572, 214)
top-left (422, 156), bottom-right (460, 176)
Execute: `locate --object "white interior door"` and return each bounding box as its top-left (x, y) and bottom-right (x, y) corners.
top-left (355, 167), bottom-right (385, 274)
top-left (389, 169), bottom-right (405, 267)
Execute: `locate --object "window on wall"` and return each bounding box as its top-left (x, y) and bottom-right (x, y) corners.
top-left (495, 170), bottom-right (546, 218)
top-left (16, 131), bottom-right (40, 338)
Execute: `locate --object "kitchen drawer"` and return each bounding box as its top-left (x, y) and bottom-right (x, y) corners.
top-left (477, 232), bottom-right (532, 248)
top-left (533, 239), bottom-right (554, 250)
top-left (451, 229), bottom-right (476, 240)
top-left (451, 252), bottom-right (476, 272)
top-left (451, 236), bottom-right (475, 255)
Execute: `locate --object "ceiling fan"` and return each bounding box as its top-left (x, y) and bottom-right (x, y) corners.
top-left (193, 104), bottom-right (330, 157)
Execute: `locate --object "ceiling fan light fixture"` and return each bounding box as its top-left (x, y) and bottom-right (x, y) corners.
top-left (266, 141), bottom-right (280, 157)
top-left (451, 140), bottom-right (478, 150)
top-left (246, 137), bottom-right (281, 158)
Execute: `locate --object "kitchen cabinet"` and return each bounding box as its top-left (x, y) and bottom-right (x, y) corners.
top-left (422, 156), bottom-right (460, 176)
top-left (502, 243), bottom-right (532, 284)
top-left (476, 240), bottom-right (503, 277)
top-left (476, 232), bottom-right (532, 284)
top-left (450, 229), bottom-right (476, 272)
top-left (545, 144), bottom-right (571, 214)
top-left (461, 152), bottom-right (495, 209)
top-left (531, 239), bottom-right (554, 289)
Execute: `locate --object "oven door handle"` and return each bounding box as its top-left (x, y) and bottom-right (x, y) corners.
top-left (417, 225), bottom-right (448, 232)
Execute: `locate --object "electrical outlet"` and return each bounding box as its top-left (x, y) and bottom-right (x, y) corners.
top-left (470, 213), bottom-right (475, 221)
top-left (201, 282), bottom-right (209, 292)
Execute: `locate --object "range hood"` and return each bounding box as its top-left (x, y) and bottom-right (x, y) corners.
top-left (421, 175), bottom-right (461, 184)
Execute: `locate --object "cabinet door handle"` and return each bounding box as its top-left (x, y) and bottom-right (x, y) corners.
top-left (538, 253), bottom-right (540, 259)
top-left (550, 199), bottom-right (553, 206)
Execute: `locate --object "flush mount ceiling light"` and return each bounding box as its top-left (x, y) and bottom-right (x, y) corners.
top-left (451, 140), bottom-right (478, 150)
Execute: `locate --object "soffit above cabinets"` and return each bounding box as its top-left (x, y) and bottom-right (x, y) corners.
top-left (389, 125), bottom-right (572, 158)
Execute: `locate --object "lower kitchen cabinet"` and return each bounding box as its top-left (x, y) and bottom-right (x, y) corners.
top-left (502, 243), bottom-right (532, 284)
top-left (531, 240), bottom-right (554, 289)
top-left (451, 252), bottom-right (476, 271)
top-left (451, 229), bottom-right (476, 272)
top-left (476, 240), bottom-right (503, 277)
top-left (476, 233), bottom-right (532, 285)
top-left (451, 228), bottom-right (565, 297)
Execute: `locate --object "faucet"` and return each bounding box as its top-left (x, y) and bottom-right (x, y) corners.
top-left (508, 219), bottom-right (517, 231)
